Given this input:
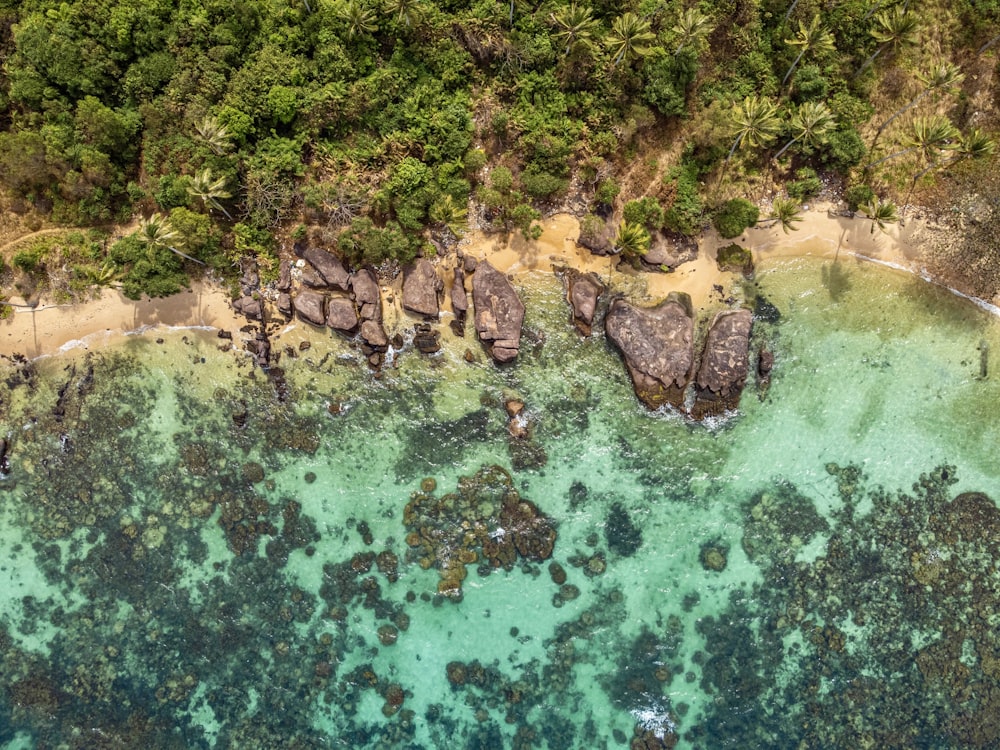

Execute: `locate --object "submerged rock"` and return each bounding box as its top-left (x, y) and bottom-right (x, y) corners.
top-left (605, 295), bottom-right (694, 410)
top-left (690, 309), bottom-right (753, 420)
top-left (472, 261), bottom-right (525, 363)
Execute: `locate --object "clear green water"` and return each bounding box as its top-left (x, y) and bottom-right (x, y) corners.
top-left (1, 257), bottom-right (999, 749)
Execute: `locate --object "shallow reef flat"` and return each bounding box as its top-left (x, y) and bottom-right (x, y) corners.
top-left (0, 259), bottom-right (999, 749)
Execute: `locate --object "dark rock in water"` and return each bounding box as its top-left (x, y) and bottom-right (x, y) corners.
top-left (753, 293), bottom-right (781, 324)
top-left (716, 243), bottom-right (755, 279)
top-left (277, 259), bottom-right (292, 292)
top-left (605, 502), bottom-right (642, 557)
top-left (644, 230), bottom-right (699, 271)
top-left (233, 295), bottom-right (263, 321)
top-left (360, 319), bottom-right (388, 350)
top-left (699, 541), bottom-right (729, 571)
top-left (451, 267), bottom-right (468, 317)
top-left (303, 247), bottom-right (350, 290)
top-left (449, 319), bottom-right (465, 337)
top-left (549, 561), bottom-right (567, 585)
top-left (757, 345), bottom-right (774, 400)
top-left (472, 261), bottom-right (525, 363)
top-left (562, 268), bottom-right (605, 336)
top-left (293, 291), bottom-right (326, 327)
top-left (0, 437), bottom-right (10, 476)
top-left (413, 324), bottom-right (441, 354)
top-left (326, 297), bottom-right (359, 334)
top-left (350, 269), bottom-right (381, 321)
top-left (276, 293), bottom-right (293, 318)
top-left (254, 330), bottom-right (271, 368)
top-left (691, 309), bottom-right (753, 420)
top-left (605, 295), bottom-right (694, 410)
top-left (402, 258), bottom-right (442, 318)
top-left (217, 329), bottom-right (232, 340)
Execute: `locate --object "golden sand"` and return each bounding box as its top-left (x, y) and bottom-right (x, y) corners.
top-left (0, 204), bottom-right (932, 359)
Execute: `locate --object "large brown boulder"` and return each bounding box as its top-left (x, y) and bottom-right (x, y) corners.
top-left (472, 261), bottom-right (525, 363)
top-left (402, 259), bottom-right (442, 318)
top-left (360, 319), bottom-right (388, 349)
top-left (350, 269), bottom-right (381, 321)
top-left (564, 269), bottom-right (605, 336)
top-left (293, 291), bottom-right (326, 327)
top-left (451, 268), bottom-right (468, 317)
top-left (277, 260), bottom-right (292, 292)
top-left (644, 231), bottom-right (698, 271)
top-left (605, 295), bottom-right (694, 410)
top-left (303, 247), bottom-right (350, 291)
top-left (690, 309), bottom-right (753, 420)
top-left (326, 297), bottom-right (359, 334)
top-left (232, 295), bottom-right (263, 321)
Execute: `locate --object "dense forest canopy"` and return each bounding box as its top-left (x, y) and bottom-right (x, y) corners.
top-left (0, 0), bottom-right (997, 299)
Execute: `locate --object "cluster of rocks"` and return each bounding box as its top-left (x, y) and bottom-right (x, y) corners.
top-left (229, 238), bottom-right (760, 417)
top-left (402, 466), bottom-right (556, 599)
top-left (605, 294), bottom-right (754, 419)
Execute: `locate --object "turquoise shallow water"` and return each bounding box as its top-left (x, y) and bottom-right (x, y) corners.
top-left (1, 257), bottom-right (999, 748)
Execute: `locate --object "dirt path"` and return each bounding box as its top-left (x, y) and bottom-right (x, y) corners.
top-left (0, 228), bottom-right (76, 256)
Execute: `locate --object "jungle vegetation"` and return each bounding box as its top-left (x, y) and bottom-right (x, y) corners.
top-left (0, 0), bottom-right (996, 298)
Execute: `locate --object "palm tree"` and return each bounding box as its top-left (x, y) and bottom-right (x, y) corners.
top-left (607, 12), bottom-right (656, 67)
top-left (194, 115), bottom-right (232, 155)
top-left (384, 0), bottom-right (424, 29)
top-left (550, 4), bottom-right (600, 57)
top-left (187, 168), bottom-right (233, 220)
top-left (856, 8), bottom-right (919, 77)
top-left (866, 114), bottom-right (960, 169)
top-left (782, 14), bottom-right (835, 88)
top-left (760, 198), bottom-right (803, 233)
top-left (672, 8), bottom-right (713, 56)
top-left (903, 128), bottom-right (995, 211)
top-left (429, 194), bottom-right (468, 238)
top-left (136, 214), bottom-right (206, 265)
top-left (614, 221), bottom-right (650, 261)
top-left (873, 61), bottom-right (964, 142)
top-left (338, 0), bottom-right (377, 40)
top-left (861, 197), bottom-right (899, 234)
top-left (773, 101), bottom-right (835, 161)
top-left (719, 96), bottom-right (782, 188)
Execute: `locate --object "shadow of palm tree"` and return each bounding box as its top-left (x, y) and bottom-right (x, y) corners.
top-left (821, 260), bottom-right (852, 301)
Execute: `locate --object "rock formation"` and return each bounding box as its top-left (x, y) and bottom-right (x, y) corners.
top-left (402, 258), bottom-right (441, 318)
top-left (690, 309), bottom-right (753, 420)
top-left (643, 231), bottom-right (698, 271)
top-left (605, 294), bottom-right (694, 410)
top-left (350, 269), bottom-right (381, 322)
top-left (302, 247), bottom-right (350, 291)
top-left (562, 268), bottom-right (605, 336)
top-left (472, 261), bottom-right (525, 363)
top-left (326, 297), bottom-right (359, 334)
top-left (293, 290), bottom-right (326, 327)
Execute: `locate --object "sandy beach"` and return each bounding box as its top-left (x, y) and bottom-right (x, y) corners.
top-left (0, 203), bottom-right (947, 359)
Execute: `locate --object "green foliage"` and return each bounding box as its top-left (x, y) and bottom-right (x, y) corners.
top-left (663, 164), bottom-right (704, 237)
top-left (622, 197), bottom-right (664, 230)
top-left (845, 184), bottom-right (876, 212)
top-left (521, 168), bottom-right (567, 200)
top-left (12, 244), bottom-right (48, 274)
top-left (642, 49), bottom-right (698, 117)
top-left (822, 128), bottom-right (867, 171)
top-left (786, 168), bottom-right (822, 202)
top-left (713, 198), bottom-right (759, 239)
top-left (594, 178), bottom-right (620, 207)
top-left (337, 217), bottom-right (420, 267)
top-left (109, 234), bottom-right (187, 300)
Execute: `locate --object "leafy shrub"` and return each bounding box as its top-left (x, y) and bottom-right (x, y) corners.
top-left (786, 168), bottom-right (822, 201)
top-left (12, 244), bottom-right (47, 273)
top-left (521, 168), bottom-right (567, 200)
top-left (713, 198), bottom-right (759, 239)
top-left (791, 64), bottom-right (829, 103)
top-left (663, 164), bottom-right (704, 236)
top-left (822, 128), bottom-right (867, 171)
top-left (622, 197), bottom-right (664, 230)
top-left (109, 234), bottom-right (188, 300)
top-left (844, 184), bottom-right (876, 212)
top-left (337, 217), bottom-right (420, 267)
top-left (643, 49), bottom-right (698, 117)
top-left (594, 179), bottom-right (620, 208)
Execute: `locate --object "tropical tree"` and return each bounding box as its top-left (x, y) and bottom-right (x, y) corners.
top-left (550, 3), bottom-right (600, 57)
top-left (760, 198), bottom-right (803, 233)
top-left (384, 0), bottom-right (424, 29)
top-left (782, 14), bottom-right (835, 87)
top-left (861, 197), bottom-right (899, 234)
top-left (773, 101), bottom-right (836, 161)
top-left (187, 168), bottom-right (233, 220)
top-left (337, 0), bottom-right (377, 40)
top-left (136, 214), bottom-right (206, 265)
top-left (719, 95), bottom-right (782, 186)
top-left (607, 12), bottom-right (656, 67)
top-left (873, 61), bottom-right (964, 142)
top-left (856, 8), bottom-right (919, 77)
top-left (614, 221), bottom-right (650, 261)
top-left (866, 114), bottom-right (960, 169)
top-left (193, 115), bottom-right (232, 156)
top-left (428, 194), bottom-right (468, 238)
top-left (903, 128), bottom-right (996, 210)
top-left (671, 8), bottom-right (713, 56)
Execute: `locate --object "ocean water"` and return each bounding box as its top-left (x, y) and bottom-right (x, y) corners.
top-left (1, 256), bottom-right (999, 749)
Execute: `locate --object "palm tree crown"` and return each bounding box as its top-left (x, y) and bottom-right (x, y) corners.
top-left (550, 4), bottom-right (600, 57)
top-left (607, 12), bottom-right (656, 67)
top-left (188, 168), bottom-right (233, 220)
top-left (728, 95), bottom-right (782, 160)
top-left (773, 101), bottom-right (835, 161)
top-left (136, 214), bottom-right (206, 265)
top-left (782, 14), bottom-right (835, 87)
top-left (857, 7), bottom-right (919, 76)
top-left (875, 61), bottom-right (964, 139)
top-left (671, 8), bottom-right (713, 55)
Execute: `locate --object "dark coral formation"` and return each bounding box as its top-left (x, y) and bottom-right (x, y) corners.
top-left (403, 465), bottom-right (556, 598)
